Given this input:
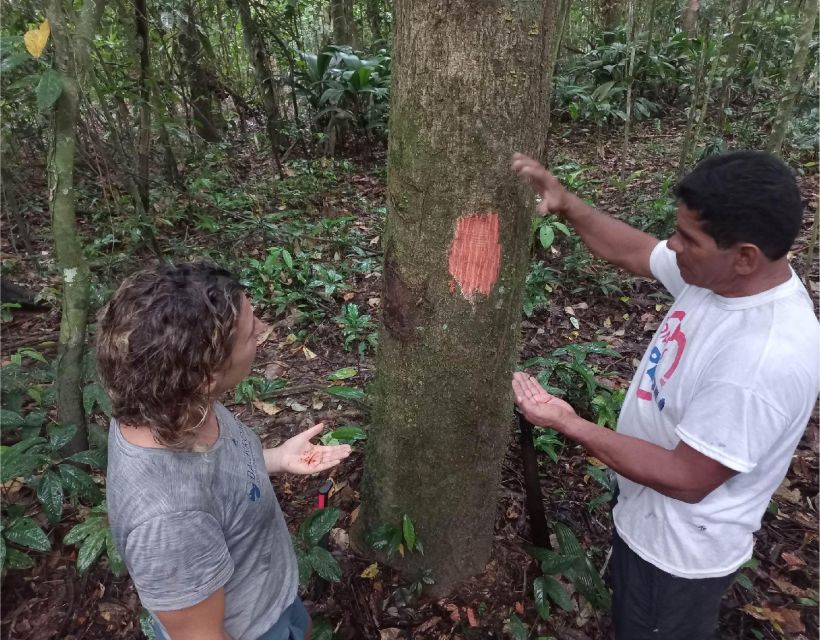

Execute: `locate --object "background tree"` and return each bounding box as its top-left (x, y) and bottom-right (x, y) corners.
top-left (767, 0), bottom-right (818, 155)
top-left (354, 0), bottom-right (560, 592)
top-left (45, 0), bottom-right (106, 454)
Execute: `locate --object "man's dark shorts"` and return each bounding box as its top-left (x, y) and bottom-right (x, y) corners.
top-left (610, 530), bottom-right (736, 640)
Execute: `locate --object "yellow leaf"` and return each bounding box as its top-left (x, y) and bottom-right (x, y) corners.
top-left (252, 400), bottom-right (281, 416)
top-left (360, 563), bottom-right (379, 579)
top-left (654, 303), bottom-right (665, 312)
top-left (24, 20), bottom-right (50, 59)
top-left (303, 346), bottom-right (317, 360)
top-left (398, 543), bottom-right (405, 558)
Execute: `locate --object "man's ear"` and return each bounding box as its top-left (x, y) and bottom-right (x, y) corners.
top-left (734, 243), bottom-right (763, 275)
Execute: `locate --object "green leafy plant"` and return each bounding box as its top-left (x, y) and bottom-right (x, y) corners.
top-left (522, 261), bottom-right (560, 317)
top-left (527, 521), bottom-right (611, 615)
top-left (292, 507), bottom-right (342, 588)
top-left (234, 376), bottom-right (287, 405)
top-left (63, 501), bottom-right (125, 575)
top-left (585, 464), bottom-right (616, 512)
top-left (319, 426), bottom-right (367, 446)
top-left (520, 342), bottom-right (620, 418)
top-left (533, 428), bottom-right (564, 464)
top-left (334, 303), bottom-right (378, 356)
top-left (389, 567), bottom-right (435, 606)
top-left (366, 514), bottom-right (422, 560)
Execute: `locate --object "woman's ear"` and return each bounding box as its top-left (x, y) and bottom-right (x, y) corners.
top-left (734, 243), bottom-right (762, 276)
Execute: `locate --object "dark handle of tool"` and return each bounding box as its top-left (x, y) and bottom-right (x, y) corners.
top-left (312, 478), bottom-right (335, 599)
top-left (515, 406), bottom-right (551, 549)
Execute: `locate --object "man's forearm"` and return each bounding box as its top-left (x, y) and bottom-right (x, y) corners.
top-left (559, 414), bottom-right (704, 503)
top-left (560, 193), bottom-right (658, 278)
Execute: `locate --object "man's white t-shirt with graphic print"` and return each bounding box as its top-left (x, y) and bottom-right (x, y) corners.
top-left (613, 241), bottom-right (820, 579)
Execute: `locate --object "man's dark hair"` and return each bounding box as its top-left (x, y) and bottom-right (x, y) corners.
top-left (674, 151), bottom-right (803, 260)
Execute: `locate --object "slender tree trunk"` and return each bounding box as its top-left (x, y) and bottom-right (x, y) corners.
top-left (601, 0), bottom-right (622, 29)
top-left (803, 195), bottom-right (819, 291)
top-left (623, 0), bottom-right (637, 155)
top-left (354, 0), bottom-right (560, 594)
top-left (135, 0), bottom-right (150, 214)
top-left (180, 1), bottom-right (220, 142)
top-left (766, 0), bottom-right (818, 155)
top-left (45, 0), bottom-right (106, 455)
top-left (678, 35), bottom-right (708, 177)
top-left (552, 0), bottom-right (573, 63)
top-left (682, 0), bottom-right (699, 36)
top-left (331, 0), bottom-right (357, 46)
top-left (366, 0), bottom-right (383, 43)
top-left (233, 0), bottom-right (287, 169)
top-left (717, 0), bottom-right (751, 123)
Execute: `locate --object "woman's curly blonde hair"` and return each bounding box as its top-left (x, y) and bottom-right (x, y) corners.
top-left (96, 262), bottom-right (243, 449)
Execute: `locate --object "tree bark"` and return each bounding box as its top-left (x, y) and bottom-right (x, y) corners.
top-left (135, 0), bottom-right (150, 214)
top-left (766, 0), bottom-right (818, 156)
top-left (331, 0), bottom-right (357, 46)
top-left (354, 0), bottom-right (560, 594)
top-left (366, 0), bottom-right (383, 44)
top-left (45, 0), bottom-right (106, 455)
top-left (233, 0), bottom-right (288, 162)
top-left (682, 0), bottom-right (699, 36)
top-left (180, 1), bottom-right (221, 142)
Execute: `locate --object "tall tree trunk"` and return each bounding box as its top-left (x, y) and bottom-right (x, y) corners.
top-left (135, 0), bottom-right (150, 214)
top-left (233, 0), bottom-right (287, 166)
top-left (354, 0), bottom-right (560, 594)
top-left (766, 0), bottom-right (818, 156)
top-left (331, 0), bottom-right (357, 46)
top-left (366, 0), bottom-right (383, 43)
top-left (678, 35), bottom-right (708, 177)
top-left (682, 0), bottom-right (699, 36)
top-left (717, 0), bottom-right (751, 123)
top-left (601, 0), bottom-right (622, 29)
top-left (180, 1), bottom-right (221, 142)
top-left (623, 0), bottom-right (637, 155)
top-left (45, 0), bottom-right (106, 455)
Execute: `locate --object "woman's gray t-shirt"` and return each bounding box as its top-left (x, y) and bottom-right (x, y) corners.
top-left (107, 403), bottom-right (298, 640)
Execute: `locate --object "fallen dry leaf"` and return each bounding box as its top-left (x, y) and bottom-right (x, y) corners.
top-left (360, 562), bottom-right (379, 579)
top-left (303, 346), bottom-right (317, 360)
top-left (466, 607), bottom-right (478, 627)
top-left (781, 551), bottom-right (806, 570)
top-left (252, 401), bottom-right (281, 416)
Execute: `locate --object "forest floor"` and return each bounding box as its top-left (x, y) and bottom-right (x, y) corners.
top-left (1, 120), bottom-right (818, 640)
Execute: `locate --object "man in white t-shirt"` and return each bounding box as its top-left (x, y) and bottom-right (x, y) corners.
top-left (510, 150), bottom-right (820, 640)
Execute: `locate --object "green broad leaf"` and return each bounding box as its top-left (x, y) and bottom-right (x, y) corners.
top-left (64, 515), bottom-right (104, 545)
top-left (36, 68), bottom-right (62, 112)
top-left (1, 52), bottom-right (32, 73)
top-left (541, 574), bottom-right (574, 611)
top-left (324, 386), bottom-right (366, 401)
top-left (83, 383), bottom-right (113, 417)
top-left (365, 523), bottom-right (394, 550)
top-left (554, 522), bottom-right (583, 557)
top-left (307, 546), bottom-right (342, 582)
top-left (48, 423), bottom-right (78, 452)
top-left (66, 448), bottom-right (107, 469)
top-left (0, 35), bottom-right (24, 57)
top-left (0, 437), bottom-right (49, 482)
top-left (310, 616), bottom-right (334, 640)
top-left (508, 613), bottom-right (528, 640)
top-left (5, 517), bottom-right (51, 551)
top-left (23, 411), bottom-right (46, 429)
top-left (139, 608), bottom-right (157, 640)
top-left (282, 249), bottom-right (294, 270)
top-left (76, 526), bottom-right (106, 574)
top-left (5, 547), bottom-right (34, 569)
top-left (294, 547), bottom-right (312, 588)
top-left (300, 507), bottom-right (340, 546)
top-left (553, 221), bottom-right (571, 236)
top-left (321, 426), bottom-right (366, 446)
top-left (565, 556), bottom-right (611, 611)
top-left (105, 530), bottom-right (126, 576)
top-left (402, 514), bottom-right (416, 552)
top-left (36, 469), bottom-right (64, 525)
top-left (387, 526), bottom-right (403, 560)
top-left (0, 409), bottom-right (24, 428)
top-left (734, 572), bottom-right (754, 591)
top-left (539, 224), bottom-right (555, 249)
top-left (797, 597), bottom-right (818, 606)
top-left (533, 576), bottom-right (552, 620)
top-left (58, 463), bottom-right (102, 503)
top-left (327, 367), bottom-right (357, 381)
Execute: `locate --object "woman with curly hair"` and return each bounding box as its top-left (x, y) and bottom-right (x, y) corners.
top-left (98, 261), bottom-right (350, 640)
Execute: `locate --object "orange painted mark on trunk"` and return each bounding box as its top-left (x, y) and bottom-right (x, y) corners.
top-left (448, 212), bottom-right (501, 301)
